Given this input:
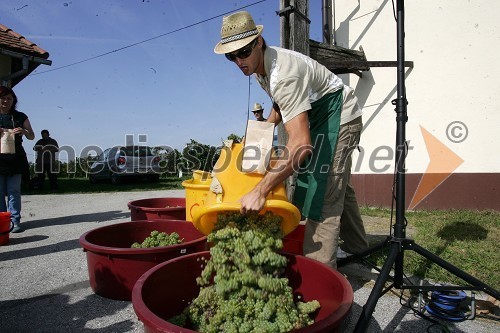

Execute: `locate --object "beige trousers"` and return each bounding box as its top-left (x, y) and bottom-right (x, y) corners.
top-left (302, 117), bottom-right (369, 269)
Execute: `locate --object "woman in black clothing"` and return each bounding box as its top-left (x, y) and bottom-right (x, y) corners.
top-left (0, 86), bottom-right (35, 233)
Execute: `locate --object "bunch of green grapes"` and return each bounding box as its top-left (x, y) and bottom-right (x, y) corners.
top-left (131, 230), bottom-right (183, 248)
top-left (170, 212), bottom-right (320, 332)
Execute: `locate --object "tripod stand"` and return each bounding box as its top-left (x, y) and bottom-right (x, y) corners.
top-left (336, 1), bottom-right (500, 331)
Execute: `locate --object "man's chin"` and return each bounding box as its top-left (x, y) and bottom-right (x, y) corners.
top-left (239, 67), bottom-right (252, 76)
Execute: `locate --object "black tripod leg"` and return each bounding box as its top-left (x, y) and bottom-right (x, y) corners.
top-left (353, 240), bottom-right (400, 333)
top-left (410, 242), bottom-right (500, 300)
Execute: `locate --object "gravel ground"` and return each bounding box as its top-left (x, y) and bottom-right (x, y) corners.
top-left (0, 190), bottom-right (498, 332)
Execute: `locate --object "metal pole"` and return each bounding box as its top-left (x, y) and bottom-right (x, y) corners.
top-left (393, 0), bottom-right (407, 289)
top-left (354, 1), bottom-right (407, 331)
top-left (322, 0), bottom-right (333, 44)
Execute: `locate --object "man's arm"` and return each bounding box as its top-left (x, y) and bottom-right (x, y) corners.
top-left (33, 139), bottom-right (43, 151)
top-left (240, 111), bottom-right (312, 213)
top-left (47, 139), bottom-right (59, 152)
top-left (265, 103), bottom-right (282, 125)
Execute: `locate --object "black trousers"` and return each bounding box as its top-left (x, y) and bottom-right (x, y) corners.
top-left (36, 163), bottom-right (58, 190)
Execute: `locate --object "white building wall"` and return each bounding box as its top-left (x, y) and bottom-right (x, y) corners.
top-left (334, 0), bottom-right (500, 174)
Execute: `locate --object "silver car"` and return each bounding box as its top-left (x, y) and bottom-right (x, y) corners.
top-left (89, 146), bottom-right (162, 184)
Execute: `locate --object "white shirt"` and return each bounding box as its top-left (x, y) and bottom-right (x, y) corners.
top-left (255, 46), bottom-right (362, 125)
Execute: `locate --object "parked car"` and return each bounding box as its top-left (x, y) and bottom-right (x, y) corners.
top-left (88, 146), bottom-right (162, 184)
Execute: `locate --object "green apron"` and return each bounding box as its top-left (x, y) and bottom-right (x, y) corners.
top-left (292, 90), bottom-right (343, 220)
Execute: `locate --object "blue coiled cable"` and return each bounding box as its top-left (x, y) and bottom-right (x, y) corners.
top-left (425, 290), bottom-right (468, 321)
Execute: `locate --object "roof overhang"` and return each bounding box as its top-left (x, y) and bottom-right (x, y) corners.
top-left (0, 48), bottom-right (52, 87)
top-left (0, 23), bottom-right (52, 87)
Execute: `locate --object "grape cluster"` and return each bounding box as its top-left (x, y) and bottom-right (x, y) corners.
top-left (131, 230), bottom-right (183, 248)
top-left (170, 212), bottom-right (320, 332)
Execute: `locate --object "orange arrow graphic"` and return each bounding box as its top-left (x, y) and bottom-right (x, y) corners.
top-left (408, 126), bottom-right (464, 209)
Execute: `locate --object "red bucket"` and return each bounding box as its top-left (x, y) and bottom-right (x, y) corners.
top-left (132, 251), bottom-right (353, 333)
top-left (79, 220), bottom-right (207, 301)
top-left (127, 198), bottom-right (186, 221)
top-left (283, 223), bottom-right (305, 255)
top-left (0, 212), bottom-right (12, 246)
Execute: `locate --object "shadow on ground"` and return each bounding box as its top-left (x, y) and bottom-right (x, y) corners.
top-left (22, 210), bottom-right (130, 230)
top-left (1, 210), bottom-right (129, 262)
top-left (0, 281), bottom-right (137, 333)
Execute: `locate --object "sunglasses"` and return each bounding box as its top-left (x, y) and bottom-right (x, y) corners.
top-left (225, 39), bottom-right (258, 62)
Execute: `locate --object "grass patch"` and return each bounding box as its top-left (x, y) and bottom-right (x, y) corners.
top-left (22, 177), bottom-right (185, 194)
top-left (360, 207), bottom-right (500, 290)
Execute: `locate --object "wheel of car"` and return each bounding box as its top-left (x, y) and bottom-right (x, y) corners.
top-left (110, 173), bottom-right (120, 185)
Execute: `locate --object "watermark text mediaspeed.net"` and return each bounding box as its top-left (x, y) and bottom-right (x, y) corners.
top-left (50, 121), bottom-right (467, 208)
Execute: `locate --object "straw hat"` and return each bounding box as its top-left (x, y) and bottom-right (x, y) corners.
top-left (252, 102), bottom-right (264, 113)
top-left (214, 11), bottom-right (263, 54)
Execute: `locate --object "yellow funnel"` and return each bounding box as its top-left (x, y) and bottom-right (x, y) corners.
top-left (192, 143), bottom-right (300, 235)
top-left (182, 170), bottom-right (212, 222)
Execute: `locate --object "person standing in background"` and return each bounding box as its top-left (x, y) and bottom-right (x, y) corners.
top-left (251, 102), bottom-right (267, 121)
top-left (0, 86), bottom-right (35, 233)
top-left (34, 129), bottom-right (59, 191)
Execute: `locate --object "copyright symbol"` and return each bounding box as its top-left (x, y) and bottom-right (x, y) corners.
top-left (446, 121), bottom-right (468, 143)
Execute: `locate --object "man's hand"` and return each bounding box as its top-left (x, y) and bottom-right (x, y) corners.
top-left (240, 187), bottom-right (266, 214)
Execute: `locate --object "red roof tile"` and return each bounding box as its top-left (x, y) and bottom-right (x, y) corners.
top-left (0, 23), bottom-right (49, 58)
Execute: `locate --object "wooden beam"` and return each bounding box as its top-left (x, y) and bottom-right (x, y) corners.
top-left (317, 60), bottom-right (414, 72)
top-left (309, 39), bottom-right (414, 75)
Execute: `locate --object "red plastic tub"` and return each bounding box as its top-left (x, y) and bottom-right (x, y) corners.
top-left (0, 212), bottom-right (12, 246)
top-left (128, 198), bottom-right (186, 221)
top-left (283, 223), bottom-right (305, 255)
top-left (79, 220), bottom-right (207, 301)
top-left (132, 251), bottom-right (353, 333)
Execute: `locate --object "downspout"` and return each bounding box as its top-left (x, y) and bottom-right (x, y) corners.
top-left (322, 0), bottom-right (331, 44)
top-left (0, 48), bottom-right (52, 86)
top-left (322, 0), bottom-right (336, 45)
top-left (332, 0), bottom-right (336, 45)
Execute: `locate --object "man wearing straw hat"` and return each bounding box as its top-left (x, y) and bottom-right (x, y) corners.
top-left (214, 11), bottom-right (368, 268)
top-left (251, 102), bottom-right (266, 121)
